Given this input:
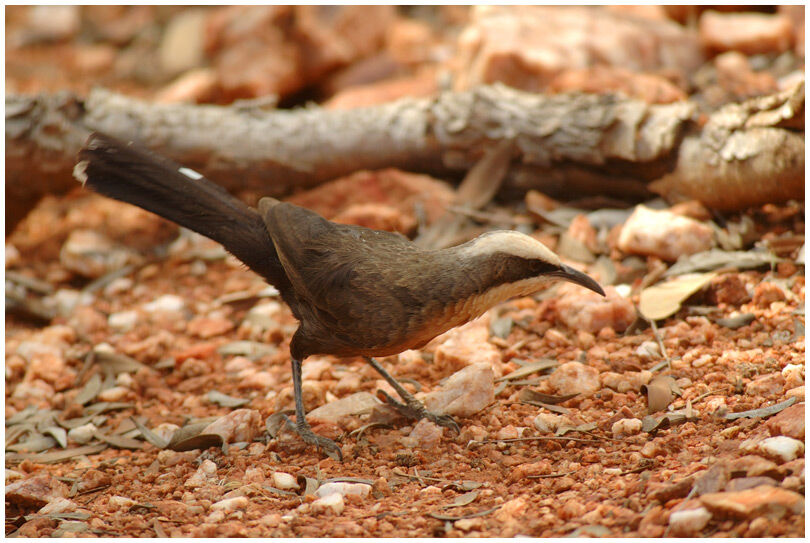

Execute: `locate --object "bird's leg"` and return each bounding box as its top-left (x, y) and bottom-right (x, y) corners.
top-left (282, 358), bottom-right (343, 461)
top-left (364, 357), bottom-right (460, 434)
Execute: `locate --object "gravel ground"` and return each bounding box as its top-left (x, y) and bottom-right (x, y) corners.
top-left (5, 193), bottom-right (804, 538)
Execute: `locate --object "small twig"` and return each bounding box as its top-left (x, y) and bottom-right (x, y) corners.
top-left (469, 436), bottom-right (601, 446)
top-left (649, 320), bottom-right (671, 371)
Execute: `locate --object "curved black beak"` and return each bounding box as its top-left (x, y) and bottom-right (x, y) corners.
top-left (553, 264), bottom-right (606, 296)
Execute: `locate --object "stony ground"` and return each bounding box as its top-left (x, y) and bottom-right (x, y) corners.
top-left (6, 189), bottom-right (805, 538)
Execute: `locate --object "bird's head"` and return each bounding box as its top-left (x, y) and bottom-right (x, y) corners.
top-left (458, 230), bottom-right (605, 298)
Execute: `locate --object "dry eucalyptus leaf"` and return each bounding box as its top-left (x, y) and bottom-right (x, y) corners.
top-left (94, 431), bottom-right (143, 450)
top-left (555, 422), bottom-right (597, 437)
top-left (664, 249), bottom-right (781, 277)
top-left (641, 375), bottom-right (678, 413)
top-left (168, 434), bottom-right (224, 452)
top-left (444, 490), bottom-right (480, 508)
top-left (496, 359), bottom-right (558, 382)
top-left (74, 373), bottom-right (102, 406)
top-left (297, 476), bottom-right (320, 496)
top-left (131, 418), bottom-right (169, 449)
top-left (208, 390), bottom-right (250, 408)
top-left (217, 341), bottom-right (277, 360)
top-left (6, 435), bottom-right (57, 453)
top-left (519, 389), bottom-right (578, 405)
top-left (714, 313), bottom-right (756, 329)
top-left (723, 397), bottom-right (798, 420)
top-left (43, 426), bottom-right (68, 448)
top-left (639, 272), bottom-right (717, 321)
top-left (95, 350), bottom-right (148, 375)
top-left (84, 402), bottom-right (133, 416)
top-left (6, 443), bottom-right (108, 464)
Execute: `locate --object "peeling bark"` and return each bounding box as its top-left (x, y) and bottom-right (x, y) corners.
top-left (6, 82), bottom-right (804, 232)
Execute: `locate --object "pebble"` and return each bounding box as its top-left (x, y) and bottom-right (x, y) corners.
top-left (311, 492), bottom-right (344, 515)
top-left (142, 294), bottom-right (186, 314)
top-left (755, 436), bottom-right (804, 463)
top-left (548, 361), bottom-right (600, 396)
top-left (68, 423), bottom-right (98, 445)
top-left (612, 418), bottom-right (642, 437)
top-left (433, 318), bottom-right (501, 373)
top-left (314, 482), bottom-right (371, 499)
top-left (37, 496), bottom-right (76, 515)
top-left (108, 496), bottom-right (136, 510)
top-left (108, 310), bottom-right (139, 333)
top-left (423, 362), bottom-right (494, 417)
top-left (726, 476), bottom-right (777, 492)
top-left (765, 403), bottom-right (804, 440)
top-left (781, 364), bottom-right (804, 389)
top-left (402, 419), bottom-right (443, 449)
top-left (555, 284), bottom-right (636, 334)
top-left (699, 10), bottom-right (793, 55)
top-left (185, 460), bottom-right (217, 489)
top-left (153, 423), bottom-right (181, 445)
top-left (700, 486), bottom-right (804, 520)
top-left (97, 386), bottom-right (129, 402)
top-left (533, 413), bottom-right (562, 433)
top-left (745, 372), bottom-right (785, 397)
top-left (307, 392), bottom-right (380, 423)
top-left (60, 229), bottom-right (139, 279)
top-left (5, 475), bottom-right (69, 509)
top-left (211, 496), bottom-right (248, 512)
top-left (617, 205), bottom-right (714, 261)
top-left (271, 472), bottom-right (299, 491)
top-left (202, 409), bottom-right (261, 443)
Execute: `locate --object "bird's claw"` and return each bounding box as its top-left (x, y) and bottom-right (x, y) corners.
top-left (377, 390), bottom-right (461, 434)
top-left (281, 414), bottom-right (343, 461)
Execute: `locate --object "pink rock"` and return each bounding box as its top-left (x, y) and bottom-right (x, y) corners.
top-left (6, 475), bottom-right (69, 509)
top-left (555, 284), bottom-right (636, 334)
top-left (333, 203), bottom-right (415, 235)
top-left (700, 486), bottom-right (804, 520)
top-left (433, 317), bottom-right (502, 374)
top-left (699, 10), bottom-right (794, 55)
top-left (307, 392), bottom-right (380, 424)
top-left (745, 372), bottom-right (785, 398)
top-left (407, 419), bottom-right (444, 449)
top-left (618, 205), bottom-right (714, 261)
top-left (549, 65), bottom-right (687, 104)
top-left (202, 409), bottom-right (261, 443)
top-left (549, 361), bottom-right (599, 396)
top-left (454, 6), bottom-right (702, 92)
top-left (424, 362), bottom-right (494, 417)
top-left (766, 403), bottom-right (805, 440)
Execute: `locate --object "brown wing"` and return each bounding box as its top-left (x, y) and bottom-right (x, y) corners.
top-left (259, 199), bottom-right (426, 349)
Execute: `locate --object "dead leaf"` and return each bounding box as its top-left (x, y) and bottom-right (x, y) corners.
top-left (519, 389), bottom-right (578, 405)
top-left (714, 313), bottom-right (756, 329)
top-left (723, 397), bottom-right (798, 420)
top-left (555, 422), bottom-right (597, 437)
top-left (43, 426), bottom-right (68, 448)
top-left (639, 272), bottom-right (717, 321)
top-left (495, 359), bottom-right (558, 382)
top-left (428, 507), bottom-right (500, 521)
top-left (443, 490), bottom-right (480, 509)
top-left (6, 444), bottom-right (108, 464)
top-left (664, 249), bottom-right (781, 277)
top-left (74, 373), bottom-right (102, 405)
top-left (95, 350), bottom-right (148, 375)
top-left (131, 417), bottom-right (169, 449)
top-left (94, 431), bottom-right (143, 450)
top-left (168, 434), bottom-right (223, 452)
top-left (208, 390), bottom-right (250, 408)
top-left (641, 375), bottom-right (678, 413)
top-left (297, 476), bottom-right (320, 496)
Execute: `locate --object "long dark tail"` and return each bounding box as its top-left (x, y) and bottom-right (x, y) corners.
top-left (75, 132), bottom-right (290, 290)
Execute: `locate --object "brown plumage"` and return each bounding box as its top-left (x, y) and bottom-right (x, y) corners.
top-left (75, 132), bottom-right (604, 460)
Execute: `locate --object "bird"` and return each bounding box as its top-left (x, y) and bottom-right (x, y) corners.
top-left (74, 132), bottom-right (605, 460)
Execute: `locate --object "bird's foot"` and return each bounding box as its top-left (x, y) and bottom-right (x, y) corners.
top-left (282, 414), bottom-right (343, 461)
top-left (377, 390), bottom-right (460, 434)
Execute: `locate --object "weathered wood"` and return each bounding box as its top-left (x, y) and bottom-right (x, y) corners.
top-left (6, 82), bottom-right (804, 232)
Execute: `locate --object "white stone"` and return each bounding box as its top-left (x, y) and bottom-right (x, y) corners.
top-left (108, 310), bottom-right (139, 333)
top-left (312, 492), bottom-right (344, 514)
top-left (272, 472), bottom-right (299, 491)
top-left (314, 482), bottom-right (371, 499)
top-left (617, 205), bottom-right (714, 261)
top-left (68, 423), bottom-right (97, 445)
top-left (612, 418), bottom-right (643, 437)
top-left (142, 294), bottom-right (186, 314)
top-left (97, 386), bottom-right (129, 402)
top-left (756, 436), bottom-right (805, 464)
top-left (211, 496), bottom-right (248, 512)
top-left (669, 507), bottom-right (712, 536)
top-left (533, 413), bottom-right (562, 433)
